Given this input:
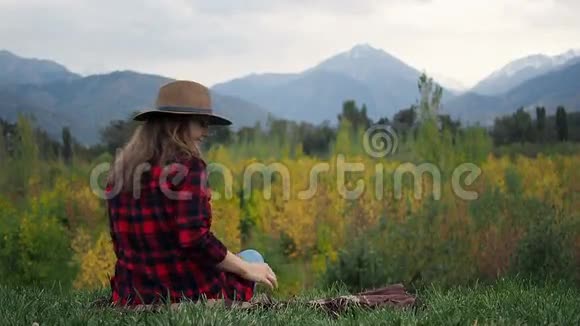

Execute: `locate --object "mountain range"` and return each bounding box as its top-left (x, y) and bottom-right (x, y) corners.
top-left (0, 50), bottom-right (80, 86)
top-left (214, 44), bottom-right (580, 126)
top-left (0, 45), bottom-right (579, 144)
top-left (0, 51), bottom-right (272, 145)
top-left (213, 44), bottom-right (459, 123)
top-left (445, 50), bottom-right (580, 124)
top-left (471, 49), bottom-right (580, 96)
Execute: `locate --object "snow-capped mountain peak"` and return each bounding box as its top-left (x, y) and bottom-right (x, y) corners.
top-left (491, 54), bottom-right (551, 78)
top-left (472, 49), bottom-right (580, 95)
top-left (491, 49), bottom-right (580, 79)
top-left (553, 49), bottom-right (580, 65)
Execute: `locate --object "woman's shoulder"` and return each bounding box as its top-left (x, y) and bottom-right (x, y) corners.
top-left (163, 154), bottom-right (207, 178)
top-left (173, 154), bottom-right (207, 170)
top-left (146, 154), bottom-right (206, 180)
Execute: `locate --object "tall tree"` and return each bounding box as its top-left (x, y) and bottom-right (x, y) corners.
top-left (62, 126), bottom-right (73, 165)
top-left (417, 73), bottom-right (443, 122)
top-left (35, 129), bottom-right (60, 161)
top-left (392, 105), bottom-right (417, 141)
top-left (438, 114), bottom-right (461, 138)
top-left (492, 115), bottom-right (515, 145)
top-left (513, 107), bottom-right (533, 144)
top-left (299, 121), bottom-right (335, 156)
top-left (13, 116), bottom-right (39, 194)
top-left (337, 100), bottom-right (371, 131)
top-left (237, 126), bottom-right (259, 144)
top-left (100, 119), bottom-right (139, 154)
top-left (207, 126), bottom-right (233, 146)
top-left (555, 106), bottom-right (569, 142)
top-left (535, 106), bottom-right (546, 143)
top-left (414, 73), bottom-right (453, 171)
top-left (0, 124), bottom-right (6, 164)
top-left (0, 119), bottom-right (16, 156)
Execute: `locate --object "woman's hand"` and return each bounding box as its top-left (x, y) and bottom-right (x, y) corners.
top-left (217, 251), bottom-right (278, 290)
top-left (241, 262), bottom-right (278, 290)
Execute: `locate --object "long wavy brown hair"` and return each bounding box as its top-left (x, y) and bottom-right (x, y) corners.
top-left (106, 115), bottom-right (204, 192)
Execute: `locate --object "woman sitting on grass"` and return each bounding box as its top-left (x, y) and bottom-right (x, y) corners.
top-left (105, 80), bottom-right (277, 306)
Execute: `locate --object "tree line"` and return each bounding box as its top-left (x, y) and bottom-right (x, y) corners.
top-left (491, 106), bottom-right (575, 145)
top-left (1, 103), bottom-right (578, 166)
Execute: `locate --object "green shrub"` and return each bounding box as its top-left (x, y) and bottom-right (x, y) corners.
top-left (324, 201), bottom-right (477, 291)
top-left (322, 232), bottom-right (388, 292)
top-left (0, 200), bottom-right (20, 284)
top-left (0, 197), bottom-right (77, 288)
top-left (511, 209), bottom-right (578, 282)
top-left (16, 211), bottom-right (77, 287)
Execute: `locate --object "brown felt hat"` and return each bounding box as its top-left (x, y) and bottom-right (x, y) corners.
top-left (133, 80), bottom-right (232, 125)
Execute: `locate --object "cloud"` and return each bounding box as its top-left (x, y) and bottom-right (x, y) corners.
top-left (516, 0), bottom-right (580, 29)
top-left (191, 0), bottom-right (382, 15)
top-left (0, 0), bottom-right (577, 87)
top-left (0, 0), bottom-right (253, 72)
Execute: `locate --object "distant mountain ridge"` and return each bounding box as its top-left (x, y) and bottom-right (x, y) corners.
top-left (444, 60), bottom-right (580, 125)
top-left (0, 50), bottom-right (80, 86)
top-left (213, 44), bottom-right (435, 123)
top-left (0, 53), bottom-right (272, 145)
top-left (472, 49), bottom-right (580, 96)
top-left (308, 43), bottom-right (424, 117)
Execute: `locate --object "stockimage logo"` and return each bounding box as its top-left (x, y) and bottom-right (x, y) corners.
top-left (363, 124), bottom-right (399, 158)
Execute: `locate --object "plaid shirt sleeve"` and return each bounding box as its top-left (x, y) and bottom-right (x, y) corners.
top-left (171, 157), bottom-right (228, 265)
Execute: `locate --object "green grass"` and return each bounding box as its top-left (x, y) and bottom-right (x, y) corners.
top-left (2, 279), bottom-right (580, 325)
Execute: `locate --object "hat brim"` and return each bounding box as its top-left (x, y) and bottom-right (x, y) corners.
top-left (133, 110), bottom-right (232, 126)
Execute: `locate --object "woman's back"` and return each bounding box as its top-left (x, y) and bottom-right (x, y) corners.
top-left (107, 157), bottom-right (253, 305)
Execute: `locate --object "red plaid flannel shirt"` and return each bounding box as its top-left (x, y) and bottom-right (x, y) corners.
top-left (106, 156), bottom-right (253, 305)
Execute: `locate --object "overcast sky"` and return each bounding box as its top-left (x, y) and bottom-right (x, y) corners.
top-left (1, 0), bottom-right (579, 88)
